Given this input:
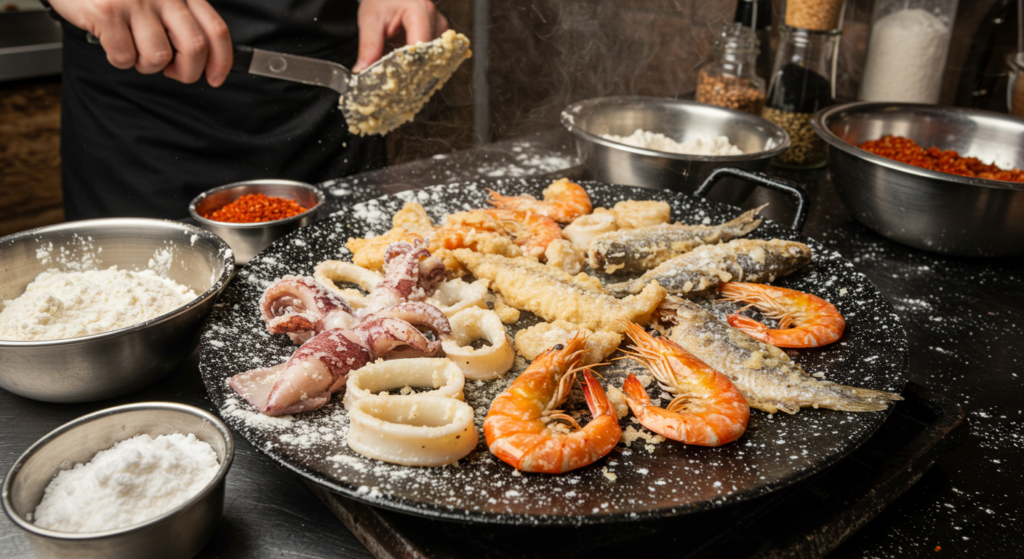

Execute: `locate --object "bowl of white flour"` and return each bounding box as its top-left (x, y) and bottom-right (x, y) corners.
top-left (2, 402), bottom-right (233, 558)
top-left (561, 96), bottom-right (790, 205)
top-left (0, 218), bottom-right (235, 402)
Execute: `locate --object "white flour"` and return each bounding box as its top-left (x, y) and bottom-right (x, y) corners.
top-left (32, 433), bottom-right (220, 533)
top-left (602, 129), bottom-right (744, 155)
top-left (0, 266), bottom-right (197, 341)
top-left (859, 9), bottom-right (950, 103)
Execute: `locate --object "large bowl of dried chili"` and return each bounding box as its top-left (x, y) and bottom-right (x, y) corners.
top-left (189, 180), bottom-right (324, 264)
top-left (813, 102), bottom-right (1024, 256)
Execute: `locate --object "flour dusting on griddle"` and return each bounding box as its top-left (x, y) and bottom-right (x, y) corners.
top-left (198, 179), bottom-right (907, 525)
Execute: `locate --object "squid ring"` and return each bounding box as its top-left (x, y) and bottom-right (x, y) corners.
top-left (441, 308), bottom-right (515, 381)
top-left (343, 358), bottom-right (465, 410)
top-left (426, 278), bottom-right (488, 317)
top-left (562, 211), bottom-right (617, 249)
top-left (347, 395), bottom-right (479, 466)
top-left (313, 260), bottom-right (382, 310)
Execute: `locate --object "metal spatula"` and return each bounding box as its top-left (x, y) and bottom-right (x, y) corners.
top-left (230, 32), bottom-right (471, 136)
top-left (232, 45), bottom-right (352, 95)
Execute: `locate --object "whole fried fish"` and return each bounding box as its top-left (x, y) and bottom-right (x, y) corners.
top-left (587, 205), bottom-right (764, 274)
top-left (655, 296), bottom-right (902, 414)
top-left (452, 249), bottom-right (666, 334)
top-left (606, 239), bottom-right (812, 297)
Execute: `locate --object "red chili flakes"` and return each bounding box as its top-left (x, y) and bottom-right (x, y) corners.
top-left (858, 135), bottom-right (1024, 183)
top-left (204, 193), bottom-right (309, 223)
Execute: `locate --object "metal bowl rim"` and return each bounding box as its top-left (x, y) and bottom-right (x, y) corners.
top-left (188, 179), bottom-right (325, 229)
top-left (1, 401), bottom-right (234, 541)
top-left (812, 101), bottom-right (1024, 193)
top-left (561, 95), bottom-right (791, 161)
top-left (0, 218), bottom-right (235, 348)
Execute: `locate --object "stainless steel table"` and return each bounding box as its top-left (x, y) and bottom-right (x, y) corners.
top-left (2, 130), bottom-right (1021, 557)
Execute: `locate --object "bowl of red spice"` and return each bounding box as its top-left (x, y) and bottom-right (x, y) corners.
top-left (813, 102), bottom-right (1024, 257)
top-left (189, 179), bottom-right (324, 264)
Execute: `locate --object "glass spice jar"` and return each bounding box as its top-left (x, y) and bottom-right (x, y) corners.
top-left (762, 25), bottom-right (838, 169)
top-left (695, 23), bottom-right (766, 115)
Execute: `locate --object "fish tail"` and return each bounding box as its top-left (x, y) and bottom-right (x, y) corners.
top-left (724, 205), bottom-right (766, 237)
top-left (817, 383), bottom-right (904, 412)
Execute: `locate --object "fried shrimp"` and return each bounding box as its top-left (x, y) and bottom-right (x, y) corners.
top-left (718, 282), bottom-right (845, 348)
top-left (488, 178), bottom-right (592, 223)
top-left (483, 333), bottom-right (621, 473)
top-left (620, 322), bottom-right (748, 446)
top-left (430, 208), bottom-right (560, 258)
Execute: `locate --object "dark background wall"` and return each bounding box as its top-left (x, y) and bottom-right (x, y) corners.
top-left (1, 0), bottom-right (1019, 236)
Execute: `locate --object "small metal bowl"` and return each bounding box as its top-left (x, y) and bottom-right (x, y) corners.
top-left (189, 179), bottom-right (324, 265)
top-left (561, 96), bottom-right (790, 205)
top-left (813, 102), bottom-right (1024, 256)
top-left (2, 402), bottom-right (234, 559)
top-left (0, 219), bottom-right (234, 403)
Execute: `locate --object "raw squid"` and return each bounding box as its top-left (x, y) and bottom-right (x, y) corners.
top-left (229, 241), bottom-right (452, 416)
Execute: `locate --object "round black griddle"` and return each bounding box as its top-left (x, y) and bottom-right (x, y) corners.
top-left (198, 178), bottom-right (908, 525)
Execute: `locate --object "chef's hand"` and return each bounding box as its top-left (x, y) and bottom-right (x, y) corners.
top-left (353, 0), bottom-right (448, 73)
top-left (47, 0), bottom-right (233, 87)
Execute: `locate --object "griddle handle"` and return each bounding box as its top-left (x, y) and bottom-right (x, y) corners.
top-left (693, 167), bottom-right (809, 232)
top-left (232, 45), bottom-right (255, 73)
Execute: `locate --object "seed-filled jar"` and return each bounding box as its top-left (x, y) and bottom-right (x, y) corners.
top-left (762, 25), bottom-right (838, 169)
top-left (696, 23), bottom-right (766, 115)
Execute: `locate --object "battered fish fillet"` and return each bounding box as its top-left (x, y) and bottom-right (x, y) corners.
top-left (451, 249), bottom-right (666, 334)
top-left (588, 205), bottom-right (765, 274)
top-left (656, 296), bottom-right (903, 414)
top-left (606, 239), bottom-right (812, 297)
top-left (391, 202), bottom-right (435, 237)
top-left (514, 320), bottom-right (622, 365)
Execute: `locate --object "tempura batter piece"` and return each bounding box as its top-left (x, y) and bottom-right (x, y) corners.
top-left (451, 249), bottom-right (666, 334)
top-left (346, 227), bottom-right (423, 272)
top-left (392, 202), bottom-right (435, 237)
top-left (612, 200), bottom-right (671, 230)
top-left (514, 320), bottom-right (622, 365)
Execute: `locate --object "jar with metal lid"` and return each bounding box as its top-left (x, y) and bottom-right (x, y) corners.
top-left (859, 0), bottom-right (957, 104)
top-left (695, 23), bottom-right (766, 115)
top-left (762, 25), bottom-right (838, 169)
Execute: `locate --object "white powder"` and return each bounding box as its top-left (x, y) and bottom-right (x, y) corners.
top-left (0, 266), bottom-right (198, 341)
top-left (602, 129), bottom-right (744, 155)
top-left (859, 9), bottom-right (951, 104)
top-left (33, 433), bottom-right (220, 533)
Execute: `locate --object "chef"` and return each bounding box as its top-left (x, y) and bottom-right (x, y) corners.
top-left (45, 0), bottom-right (448, 220)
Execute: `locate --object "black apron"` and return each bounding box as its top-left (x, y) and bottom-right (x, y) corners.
top-left (59, 0), bottom-right (386, 220)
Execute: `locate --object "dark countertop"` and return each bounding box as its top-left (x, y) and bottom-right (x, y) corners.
top-left (2, 131), bottom-right (1022, 557)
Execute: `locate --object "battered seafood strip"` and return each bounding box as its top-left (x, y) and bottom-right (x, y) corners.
top-left (587, 206), bottom-right (765, 274)
top-left (451, 249), bottom-right (666, 334)
top-left (606, 239), bottom-right (812, 297)
top-left (655, 296), bottom-right (902, 414)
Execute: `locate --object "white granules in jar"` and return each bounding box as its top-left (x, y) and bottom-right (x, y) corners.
top-left (602, 129), bottom-right (744, 156)
top-left (32, 433), bottom-right (220, 533)
top-left (0, 266), bottom-right (198, 341)
top-left (858, 9), bottom-right (951, 104)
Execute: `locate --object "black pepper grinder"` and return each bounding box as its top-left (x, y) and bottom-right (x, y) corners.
top-left (762, 25), bottom-right (839, 169)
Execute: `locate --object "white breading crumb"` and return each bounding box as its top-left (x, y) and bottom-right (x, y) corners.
top-left (602, 130), bottom-right (744, 155)
top-left (620, 426), bottom-right (666, 449)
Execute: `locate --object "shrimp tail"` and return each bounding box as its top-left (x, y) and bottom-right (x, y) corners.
top-left (581, 369), bottom-right (616, 418)
top-left (726, 313), bottom-right (770, 341)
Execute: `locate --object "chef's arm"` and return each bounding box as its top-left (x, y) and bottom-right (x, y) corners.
top-left (353, 0), bottom-right (449, 73)
top-left (46, 0), bottom-right (233, 87)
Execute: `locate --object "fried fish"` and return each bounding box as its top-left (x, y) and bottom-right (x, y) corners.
top-left (587, 205), bottom-right (764, 274)
top-left (606, 239), bottom-right (812, 297)
top-left (655, 296), bottom-right (902, 414)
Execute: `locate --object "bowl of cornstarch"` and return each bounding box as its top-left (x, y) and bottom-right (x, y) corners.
top-left (0, 218), bottom-right (235, 402)
top-left (2, 402), bottom-right (234, 559)
top-left (560, 96), bottom-right (790, 206)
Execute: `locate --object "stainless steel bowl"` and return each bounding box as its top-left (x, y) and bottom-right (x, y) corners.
top-left (3, 402), bottom-right (234, 559)
top-left (189, 179), bottom-right (324, 265)
top-left (0, 219), bottom-right (234, 402)
top-left (561, 96), bottom-right (790, 205)
top-left (813, 102), bottom-right (1024, 256)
